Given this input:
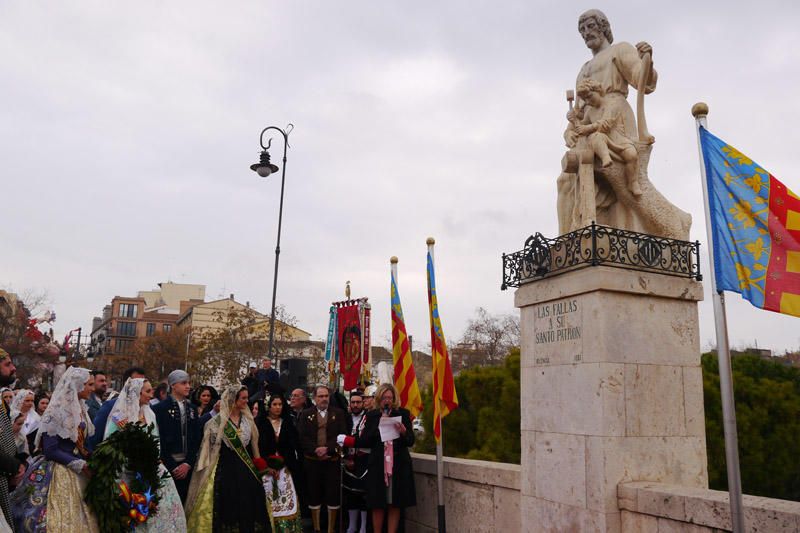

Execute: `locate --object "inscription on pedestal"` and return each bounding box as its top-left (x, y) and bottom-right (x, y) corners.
top-left (533, 298), bottom-right (583, 365)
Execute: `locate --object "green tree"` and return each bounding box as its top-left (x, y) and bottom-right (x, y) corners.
top-left (413, 346), bottom-right (800, 502)
top-left (702, 352), bottom-right (800, 500)
top-left (416, 348), bottom-right (521, 463)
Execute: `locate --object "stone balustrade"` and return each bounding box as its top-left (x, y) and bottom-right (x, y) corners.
top-left (618, 482), bottom-right (800, 532)
top-left (405, 453), bottom-right (521, 532)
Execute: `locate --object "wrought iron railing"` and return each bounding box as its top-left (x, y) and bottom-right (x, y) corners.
top-left (501, 223), bottom-right (702, 289)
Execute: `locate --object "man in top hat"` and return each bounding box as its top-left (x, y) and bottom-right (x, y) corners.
top-left (297, 385), bottom-right (349, 533)
top-left (152, 369), bottom-right (214, 502)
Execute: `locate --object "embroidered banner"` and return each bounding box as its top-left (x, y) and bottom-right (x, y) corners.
top-left (324, 306), bottom-right (338, 374)
top-left (337, 303), bottom-right (362, 390)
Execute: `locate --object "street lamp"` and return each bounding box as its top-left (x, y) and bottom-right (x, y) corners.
top-left (250, 124), bottom-right (294, 367)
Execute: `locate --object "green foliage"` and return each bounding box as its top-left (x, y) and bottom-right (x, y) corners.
top-left (702, 352), bottom-right (800, 500)
top-left (416, 346), bottom-right (800, 501)
top-left (85, 422), bottom-right (166, 533)
top-left (416, 348), bottom-right (521, 463)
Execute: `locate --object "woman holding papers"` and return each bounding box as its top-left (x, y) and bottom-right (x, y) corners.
top-left (338, 383), bottom-right (416, 533)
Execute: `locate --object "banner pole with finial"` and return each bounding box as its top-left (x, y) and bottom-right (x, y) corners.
top-left (693, 102), bottom-right (745, 533)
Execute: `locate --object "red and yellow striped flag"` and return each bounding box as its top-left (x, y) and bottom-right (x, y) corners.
top-left (391, 263), bottom-right (423, 418)
top-left (426, 244), bottom-right (458, 442)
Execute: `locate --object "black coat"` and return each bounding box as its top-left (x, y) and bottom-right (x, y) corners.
top-left (256, 415), bottom-right (301, 474)
top-left (353, 408), bottom-right (416, 509)
top-left (152, 396), bottom-right (210, 471)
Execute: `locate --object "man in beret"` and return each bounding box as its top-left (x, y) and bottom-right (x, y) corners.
top-left (152, 369), bottom-right (214, 502)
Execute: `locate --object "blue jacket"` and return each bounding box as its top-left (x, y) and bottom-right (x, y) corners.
top-left (152, 396), bottom-right (211, 472)
top-left (88, 397), bottom-right (116, 451)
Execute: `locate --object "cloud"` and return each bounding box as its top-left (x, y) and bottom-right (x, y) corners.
top-left (2, 2), bottom-right (800, 358)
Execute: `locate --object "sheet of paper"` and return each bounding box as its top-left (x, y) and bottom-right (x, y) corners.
top-left (378, 415), bottom-right (402, 442)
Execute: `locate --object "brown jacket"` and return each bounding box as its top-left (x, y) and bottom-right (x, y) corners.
top-left (297, 406), bottom-right (348, 458)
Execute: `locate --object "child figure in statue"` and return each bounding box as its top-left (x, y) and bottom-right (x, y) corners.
top-left (573, 78), bottom-right (642, 196)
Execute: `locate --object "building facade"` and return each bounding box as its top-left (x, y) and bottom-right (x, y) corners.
top-left (91, 282), bottom-right (206, 355)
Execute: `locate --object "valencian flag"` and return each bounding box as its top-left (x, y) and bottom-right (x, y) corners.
top-left (426, 246), bottom-right (458, 442)
top-left (391, 268), bottom-right (423, 418)
top-left (700, 127), bottom-right (800, 317)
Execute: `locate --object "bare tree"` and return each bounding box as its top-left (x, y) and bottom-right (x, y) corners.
top-left (456, 307), bottom-right (520, 368)
top-left (191, 304), bottom-right (305, 387)
top-left (193, 306), bottom-right (266, 386)
top-left (0, 287), bottom-right (64, 387)
top-left (130, 327), bottom-right (199, 384)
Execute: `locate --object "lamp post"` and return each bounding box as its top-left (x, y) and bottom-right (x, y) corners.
top-left (250, 124), bottom-right (294, 367)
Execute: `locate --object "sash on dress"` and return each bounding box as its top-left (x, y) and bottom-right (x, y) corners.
top-left (222, 420), bottom-right (261, 483)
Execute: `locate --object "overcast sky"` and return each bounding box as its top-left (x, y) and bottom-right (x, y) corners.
top-left (2, 1), bottom-right (799, 356)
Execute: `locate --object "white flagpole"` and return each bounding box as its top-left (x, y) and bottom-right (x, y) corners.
top-left (693, 102), bottom-right (745, 532)
top-left (427, 237), bottom-right (447, 533)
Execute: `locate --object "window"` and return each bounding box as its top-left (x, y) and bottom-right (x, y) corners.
top-left (116, 321), bottom-right (137, 337)
top-left (163, 324), bottom-right (172, 333)
top-left (146, 323), bottom-right (156, 336)
top-left (119, 303), bottom-right (138, 318)
top-left (115, 339), bottom-right (133, 354)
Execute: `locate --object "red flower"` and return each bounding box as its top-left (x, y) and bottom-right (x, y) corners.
top-left (253, 457), bottom-right (267, 472)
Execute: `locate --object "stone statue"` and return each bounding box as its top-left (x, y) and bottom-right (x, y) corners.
top-left (556, 9), bottom-right (691, 240)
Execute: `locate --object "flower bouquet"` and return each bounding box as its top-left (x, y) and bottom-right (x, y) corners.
top-left (264, 454), bottom-right (285, 499)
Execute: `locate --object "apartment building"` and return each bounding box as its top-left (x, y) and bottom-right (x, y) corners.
top-left (91, 282), bottom-right (206, 355)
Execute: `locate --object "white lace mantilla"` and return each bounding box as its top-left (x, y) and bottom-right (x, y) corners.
top-left (106, 378), bottom-right (157, 439)
top-left (36, 367), bottom-right (94, 447)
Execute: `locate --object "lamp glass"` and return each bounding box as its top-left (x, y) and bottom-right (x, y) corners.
top-left (257, 166), bottom-right (272, 178)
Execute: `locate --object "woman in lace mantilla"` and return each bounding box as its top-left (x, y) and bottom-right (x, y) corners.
top-left (11, 367), bottom-right (100, 532)
top-left (102, 377), bottom-right (187, 533)
top-left (185, 386), bottom-right (271, 533)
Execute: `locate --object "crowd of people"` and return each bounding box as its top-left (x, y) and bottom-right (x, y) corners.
top-left (0, 349), bottom-right (417, 533)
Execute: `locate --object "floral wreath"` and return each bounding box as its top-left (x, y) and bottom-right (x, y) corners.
top-left (85, 422), bottom-right (167, 533)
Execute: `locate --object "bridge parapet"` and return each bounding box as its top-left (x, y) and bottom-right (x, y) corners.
top-left (405, 453), bottom-right (520, 533)
top-left (618, 482), bottom-right (800, 532)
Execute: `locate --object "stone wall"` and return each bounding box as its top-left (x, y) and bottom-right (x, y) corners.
top-left (405, 453), bottom-right (520, 533)
top-left (618, 482), bottom-right (800, 532)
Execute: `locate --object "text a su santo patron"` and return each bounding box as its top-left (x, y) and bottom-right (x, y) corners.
top-left (535, 298), bottom-right (582, 344)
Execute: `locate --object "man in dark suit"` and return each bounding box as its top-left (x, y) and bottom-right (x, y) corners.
top-left (152, 369), bottom-right (213, 503)
top-left (89, 366), bottom-right (146, 450)
top-left (85, 370), bottom-right (107, 422)
top-left (297, 385), bottom-right (348, 533)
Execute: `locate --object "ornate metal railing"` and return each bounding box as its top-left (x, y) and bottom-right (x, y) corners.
top-left (501, 223), bottom-right (702, 289)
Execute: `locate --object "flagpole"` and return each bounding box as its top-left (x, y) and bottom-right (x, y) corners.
top-left (390, 256), bottom-right (400, 387)
top-left (427, 237), bottom-right (447, 533)
top-left (693, 102), bottom-right (746, 533)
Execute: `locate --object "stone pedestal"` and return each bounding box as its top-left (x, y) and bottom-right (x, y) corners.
top-left (516, 266), bottom-right (708, 532)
